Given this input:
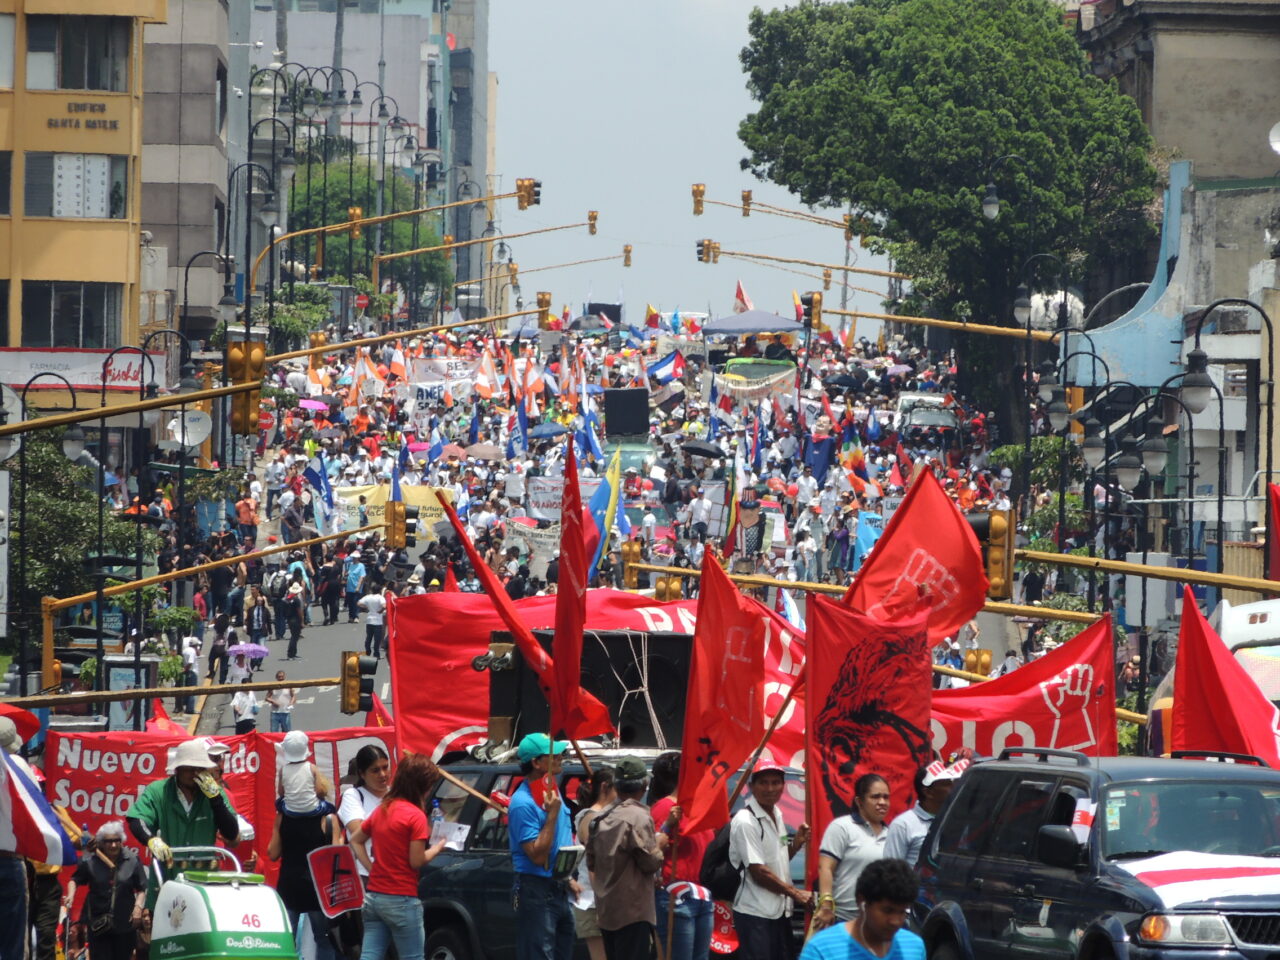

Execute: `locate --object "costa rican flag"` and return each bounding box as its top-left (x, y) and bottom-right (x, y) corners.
top-left (1, 752), bottom-right (77, 865)
top-left (667, 881), bottom-right (713, 903)
top-left (648, 351), bottom-right (686, 386)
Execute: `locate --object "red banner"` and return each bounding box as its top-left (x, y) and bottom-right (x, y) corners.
top-left (932, 615), bottom-right (1118, 758)
top-left (805, 594), bottom-right (932, 877)
top-left (44, 726), bottom-right (396, 885)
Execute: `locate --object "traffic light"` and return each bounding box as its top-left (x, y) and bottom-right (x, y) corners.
top-left (387, 500), bottom-right (405, 548)
top-left (710, 241), bottom-right (721, 264)
top-left (509, 262), bottom-right (519, 285)
top-left (966, 508), bottom-right (1016, 600)
top-left (587, 210), bottom-right (598, 235)
top-left (516, 178), bottom-right (530, 210)
top-left (536, 291), bottom-right (552, 328)
top-left (799, 291), bottom-right (823, 331)
top-left (692, 183), bottom-right (706, 215)
top-left (309, 332), bottom-right (327, 350)
top-left (623, 245), bottom-right (632, 267)
top-left (843, 213), bottom-right (855, 242)
top-left (347, 206), bottom-right (363, 238)
top-left (226, 330), bottom-right (267, 437)
top-left (696, 239), bottom-right (708, 263)
top-left (823, 269), bottom-right (832, 291)
top-left (621, 540), bottom-right (642, 589)
top-left (403, 505), bottom-right (420, 548)
top-left (741, 189), bottom-right (752, 217)
top-left (530, 180), bottom-right (542, 206)
top-left (964, 648), bottom-right (994, 676)
top-left (655, 575), bottom-right (683, 601)
top-left (340, 651), bottom-right (377, 714)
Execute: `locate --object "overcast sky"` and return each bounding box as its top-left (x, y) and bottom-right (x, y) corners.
top-left (488, 0), bottom-right (891, 331)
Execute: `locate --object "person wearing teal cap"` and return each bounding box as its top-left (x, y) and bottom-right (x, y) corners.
top-left (509, 733), bottom-right (575, 960)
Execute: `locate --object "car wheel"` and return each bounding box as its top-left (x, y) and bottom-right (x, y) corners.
top-left (929, 938), bottom-right (963, 960)
top-left (426, 926), bottom-right (472, 960)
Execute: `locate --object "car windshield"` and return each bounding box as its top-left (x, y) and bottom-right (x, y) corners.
top-left (1101, 780), bottom-right (1280, 860)
top-left (905, 407), bottom-right (957, 428)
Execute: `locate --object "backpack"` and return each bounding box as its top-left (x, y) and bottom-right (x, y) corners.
top-left (267, 570), bottom-right (290, 599)
top-left (699, 815), bottom-right (759, 903)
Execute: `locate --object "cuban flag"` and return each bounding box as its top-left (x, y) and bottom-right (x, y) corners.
top-left (2, 753), bottom-right (77, 865)
top-left (648, 351), bottom-right (686, 386)
top-left (775, 587), bottom-right (806, 632)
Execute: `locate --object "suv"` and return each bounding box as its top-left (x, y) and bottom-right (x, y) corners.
top-left (417, 754), bottom-right (807, 960)
top-left (916, 747), bottom-right (1280, 960)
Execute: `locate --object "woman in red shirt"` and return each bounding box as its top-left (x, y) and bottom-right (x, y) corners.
top-left (350, 754), bottom-right (448, 960)
top-left (650, 751), bottom-right (716, 960)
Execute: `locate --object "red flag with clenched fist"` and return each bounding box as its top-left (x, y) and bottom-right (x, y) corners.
top-left (841, 469), bottom-right (987, 644)
top-left (675, 552), bottom-right (770, 835)
top-left (1174, 586), bottom-right (1280, 766)
top-left (434, 490), bottom-right (613, 738)
top-left (552, 442), bottom-right (592, 737)
top-left (805, 595), bottom-right (932, 886)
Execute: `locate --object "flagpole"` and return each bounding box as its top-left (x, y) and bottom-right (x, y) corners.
top-left (727, 683), bottom-right (801, 807)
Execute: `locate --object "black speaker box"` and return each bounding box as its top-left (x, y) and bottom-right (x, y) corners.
top-left (602, 387), bottom-right (649, 437)
top-left (488, 630), bottom-right (692, 748)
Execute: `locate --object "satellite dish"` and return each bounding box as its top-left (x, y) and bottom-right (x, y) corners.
top-left (1269, 121), bottom-right (1280, 156)
top-left (167, 410), bottom-right (213, 447)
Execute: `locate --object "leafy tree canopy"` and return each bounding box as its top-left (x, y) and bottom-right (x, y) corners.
top-left (738, 0), bottom-right (1157, 323)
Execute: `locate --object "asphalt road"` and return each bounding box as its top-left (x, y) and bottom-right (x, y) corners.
top-left (195, 607), bottom-right (392, 737)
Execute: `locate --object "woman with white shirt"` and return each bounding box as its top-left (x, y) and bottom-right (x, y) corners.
top-left (813, 773), bottom-right (890, 927)
top-left (338, 744), bottom-right (392, 882)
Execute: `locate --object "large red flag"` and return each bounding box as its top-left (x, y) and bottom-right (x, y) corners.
top-left (932, 616), bottom-right (1118, 759)
top-left (443, 562), bottom-right (459, 593)
top-left (806, 594), bottom-right (932, 883)
top-left (675, 552), bottom-right (770, 835)
top-left (1269, 484), bottom-right (1280, 578)
top-left (552, 442), bottom-right (593, 737)
top-left (433, 490), bottom-right (614, 737)
top-left (841, 469), bottom-right (987, 644)
top-left (1173, 586), bottom-right (1280, 766)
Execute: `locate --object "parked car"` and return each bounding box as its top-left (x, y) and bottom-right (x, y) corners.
top-left (417, 752), bottom-right (805, 960)
top-left (916, 746), bottom-right (1280, 960)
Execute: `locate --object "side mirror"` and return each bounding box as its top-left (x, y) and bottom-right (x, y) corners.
top-left (1038, 824), bottom-right (1084, 869)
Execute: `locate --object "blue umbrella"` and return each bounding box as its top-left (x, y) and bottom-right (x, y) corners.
top-left (529, 422), bottom-right (568, 439)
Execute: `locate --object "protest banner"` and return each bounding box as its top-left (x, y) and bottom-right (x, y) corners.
top-left (333, 484), bottom-right (452, 543)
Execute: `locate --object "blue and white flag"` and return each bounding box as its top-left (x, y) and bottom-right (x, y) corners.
top-left (778, 588), bottom-right (806, 633)
top-left (304, 453), bottom-right (336, 526)
top-left (648, 351), bottom-right (686, 386)
top-left (428, 427), bottom-right (444, 464)
top-left (391, 464), bottom-right (404, 503)
top-left (2, 752), bottom-right (76, 866)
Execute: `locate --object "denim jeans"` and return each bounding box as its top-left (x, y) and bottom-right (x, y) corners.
top-left (288, 908), bottom-right (337, 960)
top-left (655, 889), bottom-right (714, 960)
top-left (514, 874), bottom-right (575, 960)
top-left (360, 890), bottom-right (424, 960)
top-left (271, 711), bottom-right (292, 732)
top-left (0, 856), bottom-right (29, 960)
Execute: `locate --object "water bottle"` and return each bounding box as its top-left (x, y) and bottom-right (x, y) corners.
top-left (430, 798), bottom-right (445, 832)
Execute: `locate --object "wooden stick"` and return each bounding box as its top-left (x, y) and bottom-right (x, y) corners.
top-left (728, 685), bottom-right (801, 805)
top-left (437, 765), bottom-right (504, 812)
top-left (569, 737), bottom-right (593, 777)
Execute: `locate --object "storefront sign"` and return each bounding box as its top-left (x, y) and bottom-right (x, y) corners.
top-left (0, 348), bottom-right (164, 392)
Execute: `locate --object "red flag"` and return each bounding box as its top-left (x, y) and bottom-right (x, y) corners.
top-left (733, 280), bottom-right (754, 314)
top-left (552, 442), bottom-right (594, 737)
top-left (443, 563), bottom-right (459, 593)
top-left (364, 694), bottom-right (395, 728)
top-left (1173, 586), bottom-right (1280, 766)
top-left (676, 552), bottom-right (769, 835)
top-left (932, 616), bottom-right (1118, 759)
top-left (806, 594), bottom-right (932, 886)
top-left (433, 490), bottom-right (614, 737)
top-left (841, 470), bottom-right (987, 645)
top-left (146, 700), bottom-right (190, 738)
top-left (1269, 484), bottom-right (1280, 578)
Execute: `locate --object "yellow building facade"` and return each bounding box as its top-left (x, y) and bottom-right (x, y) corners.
top-left (0, 0), bottom-right (165, 407)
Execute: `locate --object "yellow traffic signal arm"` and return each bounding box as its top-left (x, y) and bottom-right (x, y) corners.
top-left (1017, 549), bottom-right (1280, 595)
top-left (249, 188), bottom-right (523, 293)
top-left (828, 308), bottom-right (1057, 343)
top-left (714, 247), bottom-right (911, 281)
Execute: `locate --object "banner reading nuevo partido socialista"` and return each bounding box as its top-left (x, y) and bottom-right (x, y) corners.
top-left (45, 726), bottom-right (396, 884)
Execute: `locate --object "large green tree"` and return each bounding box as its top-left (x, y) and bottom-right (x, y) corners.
top-left (739, 0), bottom-right (1157, 429)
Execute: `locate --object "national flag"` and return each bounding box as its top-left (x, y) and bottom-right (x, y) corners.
top-left (427, 427), bottom-right (445, 464)
top-left (146, 699), bottom-right (190, 737)
top-left (852, 511), bottom-right (885, 572)
top-left (586, 449), bottom-right (625, 572)
top-left (390, 463), bottom-right (404, 502)
top-left (434, 490), bottom-right (614, 736)
top-left (842, 469), bottom-right (987, 645)
top-left (443, 563), bottom-right (459, 592)
top-left (777, 587), bottom-right (806, 631)
top-left (734, 280), bottom-right (754, 314)
top-left (2, 751), bottom-right (77, 866)
top-left (552, 442), bottom-right (594, 737)
top-left (597, 312), bottom-right (615, 331)
top-left (399, 441), bottom-right (411, 471)
top-left (675, 551), bottom-right (769, 835)
top-left (805, 594), bottom-right (932, 887)
top-left (388, 346), bottom-right (408, 381)
top-left (577, 410), bottom-right (605, 462)
top-left (645, 304), bottom-right (661, 329)
top-left (866, 412), bottom-right (883, 443)
top-left (792, 290), bottom-right (803, 324)
top-left (648, 351), bottom-right (686, 386)
top-left (468, 401), bottom-right (481, 445)
top-left (1173, 586), bottom-right (1280, 766)
top-left (303, 453), bottom-right (336, 526)
top-left (474, 349), bottom-right (500, 400)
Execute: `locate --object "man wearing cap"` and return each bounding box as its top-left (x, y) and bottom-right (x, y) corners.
top-left (730, 762), bottom-right (810, 960)
top-left (127, 741), bottom-right (239, 904)
top-left (883, 764), bottom-right (955, 870)
top-left (508, 733), bottom-right (575, 960)
top-left (586, 756), bottom-right (668, 960)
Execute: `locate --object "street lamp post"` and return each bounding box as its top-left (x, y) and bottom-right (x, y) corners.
top-left (1014, 252), bottom-right (1069, 509)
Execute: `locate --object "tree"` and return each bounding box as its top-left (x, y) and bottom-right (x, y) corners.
top-left (738, 0), bottom-right (1157, 434)
top-left (287, 159), bottom-right (453, 312)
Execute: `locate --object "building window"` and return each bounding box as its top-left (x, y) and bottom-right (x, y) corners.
top-left (0, 15), bottom-right (15, 88)
top-left (215, 62), bottom-right (228, 137)
top-left (0, 153), bottom-right (10, 216)
top-left (21, 281), bottom-right (121, 349)
top-left (26, 16), bottom-right (130, 92)
top-left (25, 153), bottom-right (128, 219)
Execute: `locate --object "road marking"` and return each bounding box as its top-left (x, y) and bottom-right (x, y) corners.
top-left (381, 682), bottom-right (390, 700)
top-left (317, 685), bottom-right (337, 693)
top-left (296, 696), bottom-right (315, 705)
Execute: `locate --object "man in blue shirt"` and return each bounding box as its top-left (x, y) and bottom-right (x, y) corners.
top-left (800, 859), bottom-right (924, 960)
top-left (508, 733), bottom-right (574, 960)
top-left (344, 551), bottom-right (367, 623)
